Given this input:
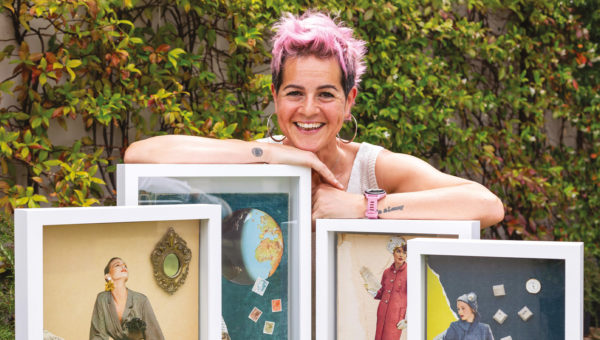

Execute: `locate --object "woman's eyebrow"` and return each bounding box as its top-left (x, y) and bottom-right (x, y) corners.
top-left (317, 84), bottom-right (339, 91)
top-left (282, 84), bottom-right (304, 91)
top-left (282, 84), bottom-right (340, 91)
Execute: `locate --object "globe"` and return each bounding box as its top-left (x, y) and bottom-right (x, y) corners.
top-left (222, 208), bottom-right (284, 285)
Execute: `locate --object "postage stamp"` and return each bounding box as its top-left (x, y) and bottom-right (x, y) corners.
top-left (252, 277), bottom-right (269, 296)
top-left (271, 298), bottom-right (282, 312)
top-left (263, 321), bottom-right (275, 335)
top-left (248, 307), bottom-right (263, 322)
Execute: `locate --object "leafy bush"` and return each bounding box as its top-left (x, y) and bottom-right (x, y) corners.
top-left (0, 0), bottom-right (598, 335)
top-left (0, 214), bottom-right (14, 336)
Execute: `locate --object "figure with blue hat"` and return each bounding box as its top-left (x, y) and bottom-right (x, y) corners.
top-left (440, 292), bottom-right (494, 340)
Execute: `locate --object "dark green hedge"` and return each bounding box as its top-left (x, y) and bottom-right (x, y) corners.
top-left (0, 0), bottom-right (598, 334)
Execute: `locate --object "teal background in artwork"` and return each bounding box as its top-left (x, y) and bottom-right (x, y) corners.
top-left (140, 190), bottom-right (290, 339)
top-left (215, 193), bottom-right (289, 339)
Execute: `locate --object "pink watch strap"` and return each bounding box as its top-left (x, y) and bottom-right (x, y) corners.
top-left (365, 191), bottom-right (386, 219)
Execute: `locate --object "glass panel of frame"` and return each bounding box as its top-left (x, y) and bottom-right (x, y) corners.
top-left (116, 164), bottom-right (311, 340)
top-left (314, 219), bottom-right (480, 340)
top-left (15, 205), bottom-right (221, 340)
top-left (406, 238), bottom-right (583, 340)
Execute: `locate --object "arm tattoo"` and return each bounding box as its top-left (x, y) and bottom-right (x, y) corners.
top-left (378, 205), bottom-right (404, 215)
top-left (251, 147), bottom-right (263, 157)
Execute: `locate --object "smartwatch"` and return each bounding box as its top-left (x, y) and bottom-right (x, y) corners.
top-left (364, 188), bottom-right (386, 219)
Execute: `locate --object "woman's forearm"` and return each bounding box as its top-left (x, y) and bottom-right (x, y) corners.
top-left (377, 183), bottom-right (504, 228)
top-left (124, 135), bottom-right (343, 188)
top-left (124, 135), bottom-right (269, 164)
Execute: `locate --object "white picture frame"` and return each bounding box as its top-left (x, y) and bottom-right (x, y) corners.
top-left (406, 238), bottom-right (584, 340)
top-left (15, 204), bottom-right (222, 340)
top-left (315, 219), bottom-right (480, 340)
top-left (116, 163), bottom-right (312, 340)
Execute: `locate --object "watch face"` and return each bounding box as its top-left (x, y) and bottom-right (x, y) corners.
top-left (526, 278), bottom-right (541, 294)
top-left (365, 188), bottom-right (385, 195)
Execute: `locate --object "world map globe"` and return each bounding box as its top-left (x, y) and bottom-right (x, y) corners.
top-left (222, 208), bottom-right (284, 285)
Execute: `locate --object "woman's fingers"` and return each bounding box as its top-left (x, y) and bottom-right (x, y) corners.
top-left (308, 155), bottom-right (343, 189)
top-left (269, 144), bottom-right (343, 189)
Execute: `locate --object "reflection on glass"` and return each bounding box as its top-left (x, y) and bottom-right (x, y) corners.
top-left (164, 253), bottom-right (180, 278)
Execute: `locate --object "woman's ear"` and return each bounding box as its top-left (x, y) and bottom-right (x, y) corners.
top-left (105, 274), bottom-right (111, 282)
top-left (271, 83), bottom-right (279, 112)
top-left (345, 87), bottom-right (358, 116)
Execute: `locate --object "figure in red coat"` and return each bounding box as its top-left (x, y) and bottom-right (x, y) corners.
top-left (373, 236), bottom-right (407, 340)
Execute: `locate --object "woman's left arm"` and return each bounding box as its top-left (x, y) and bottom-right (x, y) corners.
top-left (141, 297), bottom-right (165, 340)
top-left (312, 151), bottom-right (504, 228)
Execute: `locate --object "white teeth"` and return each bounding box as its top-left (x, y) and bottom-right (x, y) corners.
top-left (295, 122), bottom-right (324, 130)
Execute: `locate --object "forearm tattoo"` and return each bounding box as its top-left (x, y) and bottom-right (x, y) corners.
top-left (378, 205), bottom-right (404, 215)
top-left (251, 147), bottom-right (263, 157)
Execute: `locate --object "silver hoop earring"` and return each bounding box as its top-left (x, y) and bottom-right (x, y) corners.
top-left (337, 114), bottom-right (358, 144)
top-left (267, 113), bottom-right (286, 143)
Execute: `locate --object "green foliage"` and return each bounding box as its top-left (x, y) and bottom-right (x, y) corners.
top-left (0, 0), bottom-right (599, 334)
top-left (0, 215), bottom-right (14, 335)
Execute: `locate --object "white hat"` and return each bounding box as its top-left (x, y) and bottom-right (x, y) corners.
top-left (386, 236), bottom-right (406, 253)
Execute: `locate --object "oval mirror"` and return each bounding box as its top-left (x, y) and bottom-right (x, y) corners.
top-left (163, 253), bottom-right (180, 278)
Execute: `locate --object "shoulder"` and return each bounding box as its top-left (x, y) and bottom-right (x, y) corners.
top-left (479, 322), bottom-right (493, 331)
top-left (95, 290), bottom-right (111, 300)
top-left (128, 289), bottom-right (149, 302)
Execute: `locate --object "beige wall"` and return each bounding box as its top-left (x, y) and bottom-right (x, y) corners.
top-left (43, 220), bottom-right (200, 340)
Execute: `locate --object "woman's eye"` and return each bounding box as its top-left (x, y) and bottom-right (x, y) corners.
top-left (320, 92), bottom-right (334, 98)
top-left (286, 91), bottom-right (302, 96)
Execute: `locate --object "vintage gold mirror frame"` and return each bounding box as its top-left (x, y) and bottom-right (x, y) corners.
top-left (151, 227), bottom-right (191, 294)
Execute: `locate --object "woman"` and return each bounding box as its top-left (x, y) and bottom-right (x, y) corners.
top-left (124, 11), bottom-right (504, 227)
top-left (89, 257), bottom-right (165, 340)
top-left (442, 292), bottom-right (494, 340)
top-left (373, 237), bottom-right (407, 340)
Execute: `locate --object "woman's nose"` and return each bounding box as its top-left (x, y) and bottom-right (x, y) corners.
top-left (301, 96), bottom-right (319, 115)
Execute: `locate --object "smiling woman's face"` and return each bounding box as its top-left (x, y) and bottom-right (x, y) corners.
top-left (272, 55), bottom-right (356, 153)
top-left (456, 300), bottom-right (475, 322)
top-left (106, 258), bottom-right (129, 282)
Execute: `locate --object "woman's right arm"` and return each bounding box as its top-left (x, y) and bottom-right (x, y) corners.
top-left (89, 295), bottom-right (108, 340)
top-left (124, 135), bottom-right (342, 188)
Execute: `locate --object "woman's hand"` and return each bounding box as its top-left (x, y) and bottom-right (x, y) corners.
top-left (266, 144), bottom-right (344, 189)
top-left (311, 183), bottom-right (364, 222)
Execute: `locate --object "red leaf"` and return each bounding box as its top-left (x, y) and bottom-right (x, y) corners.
top-left (572, 79), bottom-right (579, 90)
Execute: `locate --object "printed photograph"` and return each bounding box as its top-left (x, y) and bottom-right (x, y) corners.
top-left (138, 178), bottom-right (290, 339)
top-left (425, 255), bottom-right (565, 340)
top-left (42, 219), bottom-right (200, 340)
top-left (336, 233), bottom-right (453, 340)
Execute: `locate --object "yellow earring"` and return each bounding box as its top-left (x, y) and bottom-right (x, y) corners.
top-left (105, 277), bottom-right (114, 292)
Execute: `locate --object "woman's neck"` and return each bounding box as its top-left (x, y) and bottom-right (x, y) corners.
top-left (316, 140), bottom-right (344, 170)
top-left (111, 281), bottom-right (127, 299)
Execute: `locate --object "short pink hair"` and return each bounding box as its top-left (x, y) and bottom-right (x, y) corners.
top-left (270, 11), bottom-right (367, 96)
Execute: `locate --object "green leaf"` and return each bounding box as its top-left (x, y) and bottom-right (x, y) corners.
top-left (67, 59), bottom-right (82, 68)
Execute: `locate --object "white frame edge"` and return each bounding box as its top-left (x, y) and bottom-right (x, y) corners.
top-left (406, 238), bottom-right (584, 340)
top-left (15, 204), bottom-right (222, 340)
top-left (116, 163), bottom-right (313, 340)
top-left (315, 219), bottom-right (480, 340)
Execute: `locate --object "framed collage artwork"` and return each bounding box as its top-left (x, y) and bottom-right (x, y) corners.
top-left (407, 238), bottom-right (583, 340)
top-left (15, 204), bottom-right (221, 340)
top-left (116, 164), bottom-right (312, 340)
top-left (314, 219), bottom-right (480, 340)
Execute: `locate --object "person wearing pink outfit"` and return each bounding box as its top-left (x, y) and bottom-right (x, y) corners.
top-left (374, 237), bottom-right (407, 340)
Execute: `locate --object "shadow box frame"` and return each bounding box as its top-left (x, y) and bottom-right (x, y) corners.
top-left (15, 204), bottom-right (222, 340)
top-left (116, 163), bottom-right (312, 340)
top-left (406, 238), bottom-right (584, 340)
top-left (314, 219), bottom-right (481, 340)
